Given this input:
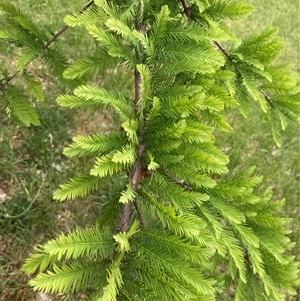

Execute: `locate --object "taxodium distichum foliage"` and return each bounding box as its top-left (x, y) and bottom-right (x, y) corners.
top-left (1, 1), bottom-right (299, 300)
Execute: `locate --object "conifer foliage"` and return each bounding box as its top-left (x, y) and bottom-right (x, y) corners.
top-left (1, 0), bottom-right (299, 300)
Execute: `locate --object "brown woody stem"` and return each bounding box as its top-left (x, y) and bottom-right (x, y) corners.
top-left (118, 6), bottom-right (146, 232)
top-left (180, 0), bottom-right (192, 22)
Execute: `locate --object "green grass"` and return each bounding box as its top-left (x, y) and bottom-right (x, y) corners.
top-left (0, 1), bottom-right (299, 300)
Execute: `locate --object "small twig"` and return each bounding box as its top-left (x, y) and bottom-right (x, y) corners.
top-left (133, 201), bottom-right (144, 228)
top-left (260, 89), bottom-right (273, 104)
top-left (0, 62), bottom-right (31, 92)
top-left (0, 1), bottom-right (95, 92)
top-left (214, 41), bottom-right (233, 61)
top-left (43, 25), bottom-right (69, 49)
top-left (164, 172), bottom-right (192, 191)
top-left (180, 0), bottom-right (192, 22)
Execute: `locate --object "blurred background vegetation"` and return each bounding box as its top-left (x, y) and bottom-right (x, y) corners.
top-left (0, 1), bottom-right (299, 300)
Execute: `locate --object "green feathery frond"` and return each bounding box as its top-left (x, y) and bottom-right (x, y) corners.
top-left (105, 17), bottom-right (138, 45)
top-left (99, 221), bottom-right (140, 301)
top-left (57, 85), bottom-right (134, 120)
top-left (136, 64), bottom-right (152, 103)
top-left (143, 171), bottom-right (209, 211)
top-left (96, 178), bottom-right (124, 227)
top-left (240, 70), bottom-right (269, 112)
top-left (53, 174), bottom-right (102, 201)
top-left (164, 164), bottom-right (216, 188)
top-left (234, 27), bottom-right (283, 65)
top-left (112, 144), bottom-right (136, 164)
top-left (90, 152), bottom-right (130, 178)
top-left (29, 261), bottom-right (107, 294)
top-left (16, 46), bottom-right (43, 70)
top-left (140, 188), bottom-right (205, 238)
top-left (22, 227), bottom-right (115, 294)
top-left (139, 230), bottom-right (214, 266)
top-left (122, 119), bottom-right (139, 144)
top-left (64, 5), bottom-right (105, 27)
top-left (114, 219), bottom-right (140, 252)
top-left (99, 262), bottom-right (124, 301)
top-left (23, 71), bottom-right (45, 102)
top-left (132, 239), bottom-right (216, 298)
top-left (150, 5), bottom-right (170, 49)
top-left (42, 226), bottom-right (114, 260)
top-left (22, 250), bottom-right (60, 274)
top-left (63, 132), bottom-right (127, 158)
top-left (203, 0), bottom-right (253, 21)
top-left (0, 1), bottom-right (48, 40)
top-left (3, 86), bottom-right (40, 126)
top-left (0, 0), bottom-right (72, 116)
top-left (119, 183), bottom-right (137, 204)
top-left (193, 0), bottom-right (210, 13)
top-left (63, 48), bottom-right (118, 79)
top-left (262, 64), bottom-right (298, 94)
top-left (86, 25), bottom-right (137, 65)
top-left (42, 48), bottom-right (72, 79)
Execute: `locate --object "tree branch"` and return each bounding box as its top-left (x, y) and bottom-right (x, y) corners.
top-left (118, 7), bottom-right (147, 232)
top-left (214, 41), bottom-right (233, 61)
top-left (180, 0), bottom-right (192, 22)
top-left (0, 1), bottom-right (95, 92)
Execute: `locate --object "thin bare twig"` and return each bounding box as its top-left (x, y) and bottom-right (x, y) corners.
top-left (260, 89), bottom-right (273, 104)
top-left (180, 0), bottom-right (192, 22)
top-left (214, 41), bottom-right (232, 61)
top-left (164, 172), bottom-right (192, 191)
